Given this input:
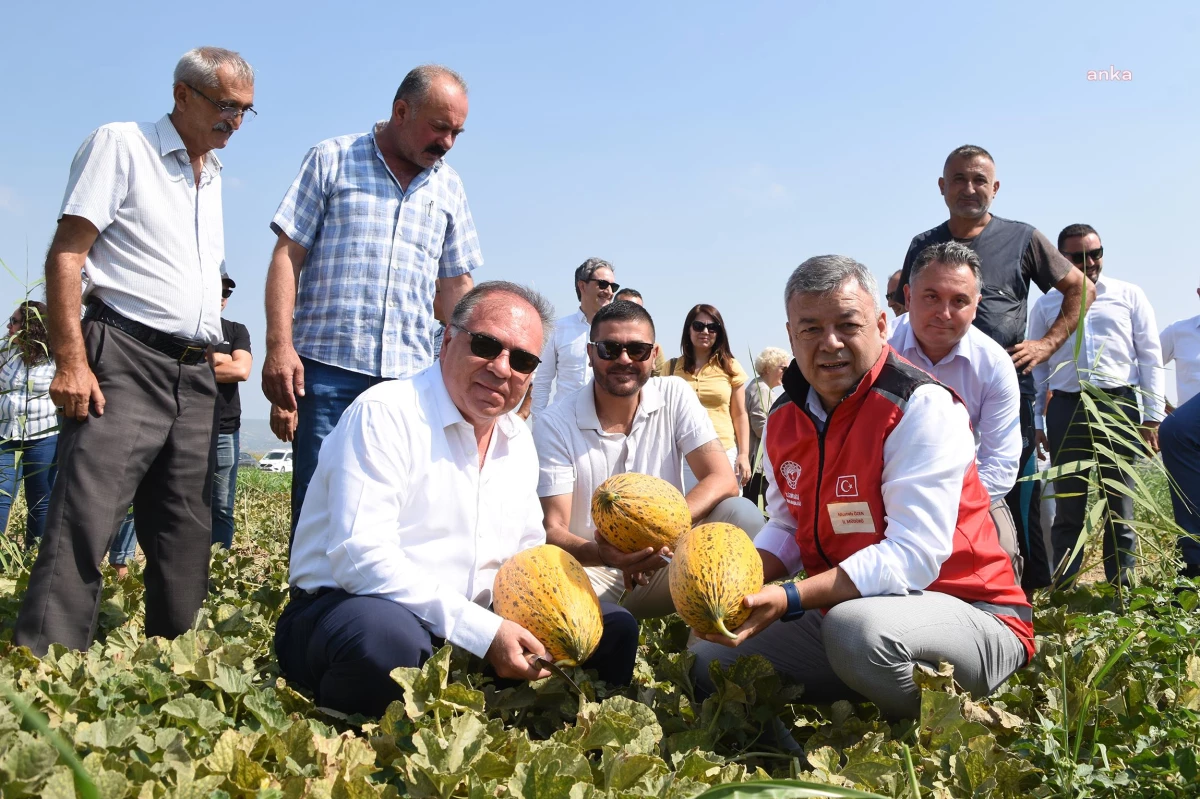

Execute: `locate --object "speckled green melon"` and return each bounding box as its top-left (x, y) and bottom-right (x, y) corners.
top-left (492, 545), bottom-right (603, 666)
top-left (669, 522), bottom-right (763, 639)
top-left (591, 472), bottom-right (691, 553)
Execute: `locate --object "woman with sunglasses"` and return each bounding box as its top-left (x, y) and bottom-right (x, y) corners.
top-left (0, 301), bottom-right (58, 548)
top-left (668, 305), bottom-right (751, 491)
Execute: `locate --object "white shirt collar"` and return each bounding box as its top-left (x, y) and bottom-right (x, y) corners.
top-left (575, 377), bottom-right (665, 431)
top-left (156, 114), bottom-right (222, 170)
top-left (426, 364), bottom-right (520, 441)
top-left (900, 317), bottom-right (968, 369)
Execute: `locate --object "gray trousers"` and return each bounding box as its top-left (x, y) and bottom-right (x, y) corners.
top-left (15, 321), bottom-right (217, 655)
top-left (690, 591), bottom-right (1028, 719)
top-left (1047, 387), bottom-right (1139, 586)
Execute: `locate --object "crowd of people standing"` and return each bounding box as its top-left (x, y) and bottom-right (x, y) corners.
top-left (3, 47), bottom-right (1199, 728)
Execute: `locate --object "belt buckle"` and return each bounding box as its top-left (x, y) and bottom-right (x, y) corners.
top-left (179, 345), bottom-right (204, 363)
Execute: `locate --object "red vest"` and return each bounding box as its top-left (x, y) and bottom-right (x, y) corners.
top-left (765, 347), bottom-right (1034, 662)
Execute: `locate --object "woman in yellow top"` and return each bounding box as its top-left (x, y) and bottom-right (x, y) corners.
top-left (668, 304), bottom-right (751, 492)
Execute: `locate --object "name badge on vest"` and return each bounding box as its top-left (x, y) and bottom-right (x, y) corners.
top-left (828, 502), bottom-right (876, 534)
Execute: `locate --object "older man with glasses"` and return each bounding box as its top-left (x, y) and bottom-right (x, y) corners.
top-left (15, 47), bottom-right (255, 655)
top-left (276, 282), bottom-right (639, 717)
top-left (262, 65), bottom-right (480, 537)
top-left (533, 300), bottom-right (764, 619)
top-left (529, 258), bottom-right (618, 422)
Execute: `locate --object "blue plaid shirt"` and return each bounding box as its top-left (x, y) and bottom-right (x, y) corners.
top-left (272, 124), bottom-right (483, 377)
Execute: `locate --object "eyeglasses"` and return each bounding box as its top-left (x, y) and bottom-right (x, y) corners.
top-left (7, 316), bottom-right (22, 327)
top-left (1063, 247), bottom-right (1103, 265)
top-left (222, 289), bottom-right (233, 299)
top-left (452, 326), bottom-right (542, 374)
top-left (185, 82), bottom-right (257, 122)
top-left (690, 321), bottom-right (721, 334)
top-left (590, 340), bottom-right (656, 362)
top-left (587, 278), bottom-right (620, 293)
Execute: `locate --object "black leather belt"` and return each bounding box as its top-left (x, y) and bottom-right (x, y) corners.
top-left (85, 300), bottom-right (209, 365)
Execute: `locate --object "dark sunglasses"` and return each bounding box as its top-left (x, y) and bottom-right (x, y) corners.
top-left (587, 278), bottom-right (620, 292)
top-left (453, 326), bottom-right (542, 374)
top-left (222, 289), bottom-right (233, 299)
top-left (591, 340), bottom-right (655, 362)
top-left (7, 316), bottom-right (22, 326)
top-left (690, 320), bottom-right (721, 334)
top-left (1063, 247), bottom-right (1103, 265)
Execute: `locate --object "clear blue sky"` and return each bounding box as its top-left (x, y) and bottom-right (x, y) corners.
top-left (2, 0), bottom-right (1197, 418)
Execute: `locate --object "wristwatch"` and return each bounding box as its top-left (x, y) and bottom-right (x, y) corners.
top-left (781, 581), bottom-right (806, 622)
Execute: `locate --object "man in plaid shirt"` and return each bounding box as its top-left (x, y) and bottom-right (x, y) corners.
top-left (263, 65), bottom-right (481, 532)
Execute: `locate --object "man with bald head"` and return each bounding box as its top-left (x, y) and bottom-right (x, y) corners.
top-left (263, 65), bottom-right (482, 533)
top-left (277, 282), bottom-right (639, 717)
top-left (898, 144), bottom-right (1095, 593)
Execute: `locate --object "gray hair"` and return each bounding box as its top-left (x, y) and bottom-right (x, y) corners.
top-left (909, 242), bottom-right (984, 294)
top-left (573, 257), bottom-right (614, 300)
top-left (784, 255), bottom-right (879, 314)
top-left (450, 281), bottom-right (556, 349)
top-left (394, 65), bottom-right (468, 108)
top-left (173, 47), bottom-right (254, 90)
top-left (754, 346), bottom-right (790, 376)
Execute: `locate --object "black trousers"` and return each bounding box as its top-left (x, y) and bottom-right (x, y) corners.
top-left (1047, 386), bottom-right (1140, 586)
top-left (15, 321), bottom-right (217, 655)
top-left (275, 588), bottom-right (641, 718)
top-left (1004, 394), bottom-right (1051, 590)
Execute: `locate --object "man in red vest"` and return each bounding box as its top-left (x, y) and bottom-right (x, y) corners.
top-left (691, 254), bottom-right (1033, 719)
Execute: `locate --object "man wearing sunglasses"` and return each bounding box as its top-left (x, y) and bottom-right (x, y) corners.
top-left (1031, 224), bottom-right (1164, 589)
top-left (897, 144), bottom-right (1095, 595)
top-left (277, 282), bottom-right (640, 717)
top-left (263, 65), bottom-right (481, 536)
top-left (15, 47), bottom-right (254, 656)
top-left (530, 258), bottom-right (618, 421)
top-left (534, 300), bottom-right (764, 618)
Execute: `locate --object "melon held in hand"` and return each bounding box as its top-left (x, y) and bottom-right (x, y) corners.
top-left (669, 522), bottom-right (763, 639)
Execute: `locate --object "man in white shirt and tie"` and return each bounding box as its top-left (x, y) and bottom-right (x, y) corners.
top-left (1031, 224), bottom-right (1165, 588)
top-left (889, 242), bottom-right (1024, 581)
top-left (530, 258), bottom-right (617, 420)
top-left (276, 282), bottom-right (639, 717)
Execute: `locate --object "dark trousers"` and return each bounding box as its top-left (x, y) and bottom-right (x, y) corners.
top-left (1047, 386), bottom-right (1140, 586)
top-left (1160, 394), bottom-right (1200, 572)
top-left (274, 588), bottom-right (640, 717)
top-left (1004, 394), bottom-right (1051, 590)
top-left (15, 321), bottom-right (217, 655)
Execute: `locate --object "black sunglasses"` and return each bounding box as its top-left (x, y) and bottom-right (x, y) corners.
top-left (690, 321), bottom-right (721, 334)
top-left (452, 326), bottom-right (541, 374)
top-left (1063, 246), bottom-right (1103, 265)
top-left (591, 340), bottom-right (655, 362)
top-left (222, 289), bottom-right (233, 299)
top-left (587, 278), bottom-right (620, 293)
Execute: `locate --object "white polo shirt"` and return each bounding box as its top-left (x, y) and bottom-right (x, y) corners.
top-left (59, 114), bottom-right (226, 343)
top-left (289, 364), bottom-right (545, 658)
top-left (533, 376), bottom-right (717, 542)
top-left (1161, 314), bottom-right (1200, 406)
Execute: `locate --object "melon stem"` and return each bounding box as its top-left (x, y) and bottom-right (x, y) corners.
top-left (714, 618), bottom-right (737, 640)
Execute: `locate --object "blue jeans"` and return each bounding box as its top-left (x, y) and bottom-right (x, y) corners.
top-left (211, 431), bottom-right (239, 549)
top-left (1160, 394), bottom-right (1200, 570)
top-left (292, 358), bottom-right (388, 539)
top-left (109, 508), bottom-right (137, 566)
top-left (0, 435), bottom-right (58, 549)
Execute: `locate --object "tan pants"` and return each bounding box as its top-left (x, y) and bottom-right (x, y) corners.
top-left (587, 496), bottom-right (765, 619)
top-left (990, 498), bottom-right (1024, 584)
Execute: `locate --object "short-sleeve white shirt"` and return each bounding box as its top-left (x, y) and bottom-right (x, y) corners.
top-left (288, 364), bottom-right (546, 658)
top-left (533, 377), bottom-right (718, 542)
top-left (59, 115), bottom-right (226, 343)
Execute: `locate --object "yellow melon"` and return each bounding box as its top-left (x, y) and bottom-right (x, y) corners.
top-left (591, 472), bottom-right (691, 554)
top-left (669, 523), bottom-right (763, 639)
top-left (492, 545), bottom-right (603, 666)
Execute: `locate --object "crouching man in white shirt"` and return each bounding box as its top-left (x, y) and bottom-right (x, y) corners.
top-left (534, 300), bottom-right (765, 619)
top-left (276, 282), bottom-right (639, 717)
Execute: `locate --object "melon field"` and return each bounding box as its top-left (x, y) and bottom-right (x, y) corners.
top-left (0, 468), bottom-right (1197, 798)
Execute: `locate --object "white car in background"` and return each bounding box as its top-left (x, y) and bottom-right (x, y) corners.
top-left (258, 449), bottom-right (293, 473)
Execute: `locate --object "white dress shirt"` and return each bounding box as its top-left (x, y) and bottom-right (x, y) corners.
top-left (1030, 275), bottom-right (1165, 429)
top-left (1160, 314), bottom-right (1200, 406)
top-left (889, 315), bottom-right (1021, 499)
top-left (59, 115), bottom-right (226, 343)
top-left (288, 365), bottom-right (545, 658)
top-left (531, 309), bottom-right (592, 418)
top-left (754, 383), bottom-right (977, 597)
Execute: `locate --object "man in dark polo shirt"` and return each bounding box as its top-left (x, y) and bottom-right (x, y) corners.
top-left (898, 144), bottom-right (1095, 593)
top-left (211, 276), bottom-right (253, 549)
